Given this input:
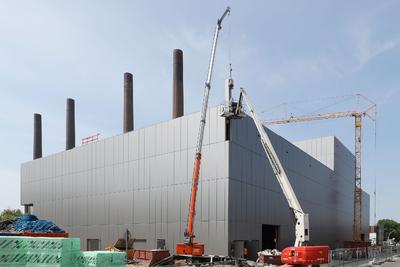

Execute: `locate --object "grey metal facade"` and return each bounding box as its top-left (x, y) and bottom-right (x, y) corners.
top-left (21, 106), bottom-right (369, 256)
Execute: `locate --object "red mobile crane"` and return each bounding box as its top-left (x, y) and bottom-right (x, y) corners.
top-left (176, 7), bottom-right (231, 256)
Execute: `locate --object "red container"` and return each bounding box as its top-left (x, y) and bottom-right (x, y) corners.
top-left (133, 249), bottom-right (170, 266)
top-left (176, 243), bottom-right (204, 256)
top-left (258, 254), bottom-right (282, 265)
top-left (281, 246), bottom-right (329, 265)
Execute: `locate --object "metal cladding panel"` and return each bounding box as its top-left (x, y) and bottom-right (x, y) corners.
top-left (104, 138), bottom-right (113, 166)
top-left (180, 116), bottom-right (188, 151)
top-left (123, 133), bottom-right (129, 162)
top-left (115, 163), bottom-right (125, 192)
top-left (134, 190), bottom-right (149, 224)
top-left (172, 117), bottom-right (182, 151)
top-left (103, 165), bottom-right (112, 192)
top-left (149, 188), bottom-right (156, 223)
top-left (145, 126), bottom-right (156, 158)
top-left (294, 136), bottom-right (335, 170)
top-left (128, 131), bottom-right (139, 161)
top-left (180, 183), bottom-right (190, 223)
top-left (187, 112), bottom-right (200, 149)
top-left (114, 135), bottom-right (124, 164)
top-left (166, 120), bottom-right (175, 153)
top-left (120, 192), bottom-right (133, 224)
top-left (122, 162), bottom-right (129, 191)
top-left (174, 150), bottom-right (188, 184)
top-left (155, 189), bottom-right (162, 223)
top-left (200, 179), bottom-right (209, 222)
top-left (76, 196), bottom-right (88, 226)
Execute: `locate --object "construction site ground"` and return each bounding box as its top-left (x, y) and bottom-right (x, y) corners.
top-left (124, 253), bottom-right (400, 267)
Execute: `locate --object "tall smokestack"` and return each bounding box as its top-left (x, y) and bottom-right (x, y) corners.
top-left (66, 98), bottom-right (75, 150)
top-left (172, 49), bottom-right (184, 118)
top-left (33, 113), bottom-right (42, 159)
top-left (123, 72), bottom-right (134, 133)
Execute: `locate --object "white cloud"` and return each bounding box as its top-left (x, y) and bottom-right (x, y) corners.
top-left (345, 3), bottom-right (400, 71)
top-left (351, 25), bottom-right (399, 71)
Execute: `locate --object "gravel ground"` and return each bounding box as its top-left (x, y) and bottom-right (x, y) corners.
top-left (380, 255), bottom-right (400, 267)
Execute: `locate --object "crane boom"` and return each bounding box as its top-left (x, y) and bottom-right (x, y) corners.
top-left (264, 111), bottom-right (359, 124)
top-left (194, 6), bottom-right (230, 156)
top-left (176, 7), bottom-right (230, 256)
top-left (238, 88), bottom-right (309, 247)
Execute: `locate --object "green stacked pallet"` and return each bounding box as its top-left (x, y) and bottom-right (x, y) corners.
top-left (0, 236), bottom-right (125, 267)
top-left (26, 237), bottom-right (80, 267)
top-left (0, 236), bottom-right (28, 266)
top-left (73, 251), bottom-right (125, 267)
top-left (110, 252), bottom-right (125, 266)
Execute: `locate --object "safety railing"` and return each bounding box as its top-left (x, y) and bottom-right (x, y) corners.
top-left (81, 133), bottom-right (100, 145)
top-left (329, 246), bottom-right (400, 267)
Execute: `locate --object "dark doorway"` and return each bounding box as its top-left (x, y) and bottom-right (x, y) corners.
top-left (247, 240), bottom-right (260, 261)
top-left (225, 119), bottom-right (231, 141)
top-left (361, 233), bottom-right (365, 241)
top-left (262, 224), bottom-right (279, 250)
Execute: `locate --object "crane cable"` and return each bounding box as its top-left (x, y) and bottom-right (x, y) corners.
top-left (228, 12), bottom-right (232, 78)
top-left (260, 94), bottom-right (355, 116)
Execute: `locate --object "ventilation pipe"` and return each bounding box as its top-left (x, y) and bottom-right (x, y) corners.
top-left (66, 98), bottom-right (75, 150)
top-left (123, 72), bottom-right (134, 132)
top-left (172, 49), bottom-right (184, 118)
top-left (33, 113), bottom-right (42, 159)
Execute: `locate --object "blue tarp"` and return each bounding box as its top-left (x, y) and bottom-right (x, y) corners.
top-left (1, 214), bottom-right (65, 233)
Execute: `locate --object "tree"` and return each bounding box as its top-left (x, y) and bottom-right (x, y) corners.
top-left (378, 219), bottom-right (400, 242)
top-left (0, 209), bottom-right (22, 221)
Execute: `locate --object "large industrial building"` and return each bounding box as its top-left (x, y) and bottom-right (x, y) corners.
top-left (20, 49), bottom-right (369, 258)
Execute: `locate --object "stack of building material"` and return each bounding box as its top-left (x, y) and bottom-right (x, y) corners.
top-left (0, 236), bottom-right (27, 266)
top-left (27, 237), bottom-right (79, 266)
top-left (73, 251), bottom-right (126, 267)
top-left (0, 236), bottom-right (79, 266)
top-left (0, 236), bottom-right (125, 266)
top-left (0, 214), bottom-right (67, 237)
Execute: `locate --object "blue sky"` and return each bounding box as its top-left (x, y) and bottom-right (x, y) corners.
top-left (0, 1), bottom-right (399, 223)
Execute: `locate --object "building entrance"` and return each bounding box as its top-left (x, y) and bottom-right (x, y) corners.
top-left (262, 224), bottom-right (279, 250)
